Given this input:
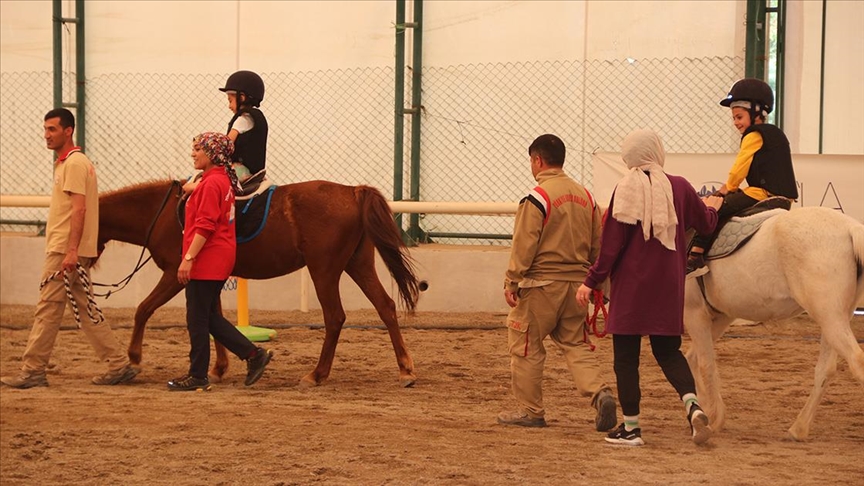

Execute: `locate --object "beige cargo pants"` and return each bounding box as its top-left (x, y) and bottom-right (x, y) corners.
top-left (21, 252), bottom-right (129, 374)
top-left (506, 280), bottom-right (609, 418)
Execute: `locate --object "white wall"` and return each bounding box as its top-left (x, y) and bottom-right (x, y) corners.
top-left (784, 0), bottom-right (864, 155)
top-left (585, 0), bottom-right (744, 60)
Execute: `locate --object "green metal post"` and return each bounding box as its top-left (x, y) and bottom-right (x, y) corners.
top-left (51, 0), bottom-right (85, 150)
top-left (818, 0), bottom-right (826, 154)
top-left (52, 0), bottom-right (62, 108)
top-left (745, 0), bottom-right (766, 80)
top-left (75, 0), bottom-right (85, 150)
top-left (394, 0), bottom-right (406, 231)
top-left (408, 0), bottom-right (423, 244)
top-left (771, 0), bottom-right (786, 129)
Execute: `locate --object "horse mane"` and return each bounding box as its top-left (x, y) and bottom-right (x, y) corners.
top-left (100, 179), bottom-right (177, 198)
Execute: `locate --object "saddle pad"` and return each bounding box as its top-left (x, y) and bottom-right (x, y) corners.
top-left (176, 185), bottom-right (276, 244)
top-left (707, 208), bottom-right (786, 260)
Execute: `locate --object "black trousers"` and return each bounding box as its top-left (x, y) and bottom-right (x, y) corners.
top-left (185, 279), bottom-right (256, 379)
top-left (692, 191), bottom-right (759, 251)
top-left (612, 334), bottom-right (696, 417)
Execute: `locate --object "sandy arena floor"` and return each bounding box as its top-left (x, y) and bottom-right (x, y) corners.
top-left (1, 304), bottom-right (862, 485)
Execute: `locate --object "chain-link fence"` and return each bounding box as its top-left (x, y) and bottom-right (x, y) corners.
top-left (1, 56), bottom-right (743, 241)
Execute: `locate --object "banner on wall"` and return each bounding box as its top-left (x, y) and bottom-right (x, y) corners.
top-left (592, 153), bottom-right (864, 223)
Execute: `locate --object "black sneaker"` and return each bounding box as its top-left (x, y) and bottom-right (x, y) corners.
top-left (605, 423), bottom-right (645, 446)
top-left (244, 347), bottom-right (273, 386)
top-left (686, 253), bottom-right (708, 278)
top-left (688, 404), bottom-right (713, 445)
top-left (167, 375), bottom-right (211, 392)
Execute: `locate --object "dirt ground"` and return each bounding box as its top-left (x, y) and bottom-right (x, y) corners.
top-left (1, 304), bottom-right (862, 486)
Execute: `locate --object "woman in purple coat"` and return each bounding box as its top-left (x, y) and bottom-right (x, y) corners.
top-left (576, 129), bottom-right (722, 446)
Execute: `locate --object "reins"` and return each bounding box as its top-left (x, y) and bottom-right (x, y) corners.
top-left (40, 262), bottom-right (104, 328)
top-left (92, 180), bottom-right (181, 298)
top-left (584, 288), bottom-right (609, 351)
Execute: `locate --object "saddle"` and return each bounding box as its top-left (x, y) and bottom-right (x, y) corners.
top-left (706, 197), bottom-right (792, 260)
top-left (237, 169), bottom-right (269, 200)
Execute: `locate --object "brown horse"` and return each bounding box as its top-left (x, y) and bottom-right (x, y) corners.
top-left (97, 179), bottom-right (420, 386)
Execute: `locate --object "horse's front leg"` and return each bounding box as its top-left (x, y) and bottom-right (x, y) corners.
top-left (130, 269), bottom-right (184, 365)
top-left (210, 342), bottom-right (229, 383)
top-left (684, 292), bottom-right (729, 432)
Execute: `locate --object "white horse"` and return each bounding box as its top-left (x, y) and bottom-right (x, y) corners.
top-left (684, 206), bottom-right (864, 440)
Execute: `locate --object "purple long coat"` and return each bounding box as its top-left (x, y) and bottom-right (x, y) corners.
top-left (584, 173), bottom-right (718, 335)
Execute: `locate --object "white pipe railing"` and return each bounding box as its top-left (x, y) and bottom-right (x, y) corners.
top-left (0, 195), bottom-right (51, 208)
top-left (0, 195), bottom-right (519, 215)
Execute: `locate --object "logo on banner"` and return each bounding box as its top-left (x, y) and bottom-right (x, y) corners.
top-left (697, 182), bottom-right (724, 197)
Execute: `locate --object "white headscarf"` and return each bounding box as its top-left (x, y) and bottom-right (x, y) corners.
top-left (610, 129), bottom-right (678, 251)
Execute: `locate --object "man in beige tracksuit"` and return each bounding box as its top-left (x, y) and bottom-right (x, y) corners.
top-left (1, 108), bottom-right (139, 389)
top-left (497, 134), bottom-right (616, 430)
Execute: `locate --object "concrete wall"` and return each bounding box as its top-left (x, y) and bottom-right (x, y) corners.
top-left (0, 236), bottom-right (512, 313)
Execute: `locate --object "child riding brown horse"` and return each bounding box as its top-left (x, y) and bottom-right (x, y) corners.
top-left (97, 179), bottom-right (420, 386)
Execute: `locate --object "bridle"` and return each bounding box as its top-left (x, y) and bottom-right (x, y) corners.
top-left (93, 180), bottom-right (182, 298)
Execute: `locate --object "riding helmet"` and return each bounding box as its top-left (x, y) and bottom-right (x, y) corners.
top-left (719, 78), bottom-right (774, 115)
top-left (219, 70), bottom-right (265, 106)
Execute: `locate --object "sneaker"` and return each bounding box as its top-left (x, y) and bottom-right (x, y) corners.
top-left (686, 253), bottom-right (709, 278)
top-left (496, 410), bottom-right (548, 428)
top-left (605, 423), bottom-right (645, 446)
top-left (688, 404), bottom-right (713, 445)
top-left (92, 365), bottom-right (140, 385)
top-left (244, 347), bottom-right (273, 386)
top-left (0, 371), bottom-right (48, 389)
top-left (167, 375), bottom-right (211, 392)
top-left (594, 389), bottom-right (618, 432)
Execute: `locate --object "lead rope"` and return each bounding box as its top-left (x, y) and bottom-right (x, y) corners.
top-left (39, 262), bottom-right (105, 328)
top-left (583, 289), bottom-right (608, 351)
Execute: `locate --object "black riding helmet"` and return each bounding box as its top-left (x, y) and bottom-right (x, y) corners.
top-left (719, 78), bottom-right (774, 119)
top-left (219, 70), bottom-right (265, 107)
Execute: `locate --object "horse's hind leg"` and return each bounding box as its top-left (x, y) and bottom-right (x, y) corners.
top-left (345, 241), bottom-right (415, 387)
top-left (787, 303), bottom-right (864, 440)
top-left (300, 268), bottom-right (347, 387)
top-left (130, 269), bottom-right (184, 365)
top-left (788, 338), bottom-right (838, 441)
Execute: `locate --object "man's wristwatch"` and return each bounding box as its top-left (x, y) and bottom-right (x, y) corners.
top-left (184, 253), bottom-right (195, 262)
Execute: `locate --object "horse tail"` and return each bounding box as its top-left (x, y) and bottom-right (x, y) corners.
top-left (356, 186), bottom-right (420, 312)
top-left (851, 221), bottom-right (864, 305)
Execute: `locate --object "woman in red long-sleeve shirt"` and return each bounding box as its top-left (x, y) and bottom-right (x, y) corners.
top-left (169, 132), bottom-right (272, 391)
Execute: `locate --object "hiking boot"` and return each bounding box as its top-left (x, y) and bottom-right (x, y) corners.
top-left (496, 410), bottom-right (548, 428)
top-left (594, 389), bottom-right (618, 432)
top-left (688, 404), bottom-right (713, 445)
top-left (686, 253), bottom-right (709, 278)
top-left (605, 423), bottom-right (645, 446)
top-left (244, 347), bottom-right (273, 386)
top-left (1, 371), bottom-right (48, 389)
top-left (167, 375), bottom-right (211, 392)
top-left (92, 365), bottom-right (140, 385)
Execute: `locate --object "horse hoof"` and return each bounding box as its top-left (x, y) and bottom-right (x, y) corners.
top-left (400, 375), bottom-right (416, 388)
top-left (208, 373), bottom-right (223, 384)
top-left (298, 374), bottom-right (319, 388)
